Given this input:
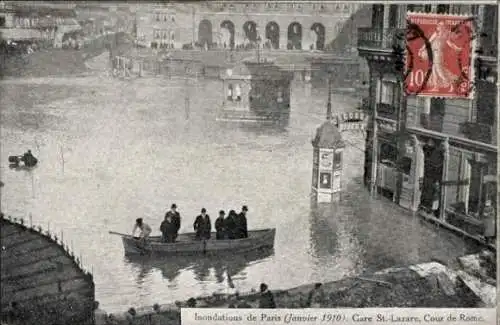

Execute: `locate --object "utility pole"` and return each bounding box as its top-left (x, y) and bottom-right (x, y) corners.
top-left (192, 6), bottom-right (195, 45)
top-left (370, 73), bottom-right (380, 198)
top-left (326, 74), bottom-right (332, 121)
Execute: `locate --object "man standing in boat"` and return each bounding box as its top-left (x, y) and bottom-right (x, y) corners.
top-left (224, 210), bottom-right (238, 239)
top-left (132, 218), bottom-right (152, 244)
top-left (235, 206), bottom-right (249, 239)
top-left (160, 213), bottom-right (175, 243)
top-left (165, 204), bottom-right (181, 242)
top-left (193, 208), bottom-right (211, 240)
top-left (215, 210), bottom-right (226, 240)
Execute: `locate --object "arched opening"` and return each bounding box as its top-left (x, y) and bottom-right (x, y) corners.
top-left (243, 21), bottom-right (257, 42)
top-left (265, 21), bottom-right (280, 49)
top-left (287, 22), bottom-right (302, 50)
top-left (220, 20), bottom-right (235, 49)
top-left (198, 19), bottom-right (212, 49)
top-left (311, 23), bottom-right (325, 50)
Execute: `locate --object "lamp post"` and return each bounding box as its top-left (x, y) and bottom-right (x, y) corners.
top-left (256, 35), bottom-right (262, 63)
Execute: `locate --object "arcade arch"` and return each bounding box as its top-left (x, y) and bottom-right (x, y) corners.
top-left (198, 19), bottom-right (212, 48)
top-left (220, 20), bottom-right (235, 49)
top-left (265, 21), bottom-right (280, 49)
top-left (287, 22), bottom-right (302, 50)
top-left (311, 23), bottom-right (325, 50)
top-left (243, 21), bottom-right (258, 42)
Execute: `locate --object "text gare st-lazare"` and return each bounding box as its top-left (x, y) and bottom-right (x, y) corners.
top-left (354, 314), bottom-right (422, 323)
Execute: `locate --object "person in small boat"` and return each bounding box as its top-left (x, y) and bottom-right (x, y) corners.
top-left (215, 210), bottom-right (226, 240)
top-left (235, 205), bottom-right (248, 239)
top-left (160, 214), bottom-right (176, 243)
top-left (258, 283), bottom-right (276, 308)
top-left (165, 203), bottom-right (181, 241)
top-left (132, 218), bottom-right (152, 244)
top-left (224, 210), bottom-right (237, 239)
top-left (21, 150), bottom-right (37, 167)
top-left (193, 208), bottom-right (211, 240)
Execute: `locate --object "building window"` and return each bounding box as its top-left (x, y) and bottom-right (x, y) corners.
top-left (378, 80), bottom-right (396, 105)
top-left (155, 13), bottom-right (160, 21)
top-left (372, 5), bottom-right (384, 29)
top-left (227, 83), bottom-right (242, 102)
top-left (388, 5), bottom-right (398, 28)
top-left (424, 5), bottom-right (432, 13)
top-left (0, 16), bottom-right (5, 27)
top-left (436, 4), bottom-right (450, 14)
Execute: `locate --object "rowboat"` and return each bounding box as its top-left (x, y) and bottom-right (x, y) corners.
top-left (110, 228), bottom-right (276, 256)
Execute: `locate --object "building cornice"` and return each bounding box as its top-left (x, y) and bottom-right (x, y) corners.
top-left (406, 127), bottom-right (497, 154)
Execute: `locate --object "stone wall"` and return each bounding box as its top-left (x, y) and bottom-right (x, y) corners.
top-left (103, 261), bottom-right (493, 325)
top-left (1, 215), bottom-right (95, 325)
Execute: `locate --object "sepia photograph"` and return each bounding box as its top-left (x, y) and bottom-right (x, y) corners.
top-left (0, 1), bottom-right (497, 324)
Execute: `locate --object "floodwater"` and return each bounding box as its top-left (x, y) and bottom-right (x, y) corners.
top-left (0, 75), bottom-right (481, 312)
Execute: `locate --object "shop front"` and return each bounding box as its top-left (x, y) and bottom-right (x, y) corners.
top-left (444, 146), bottom-right (497, 237)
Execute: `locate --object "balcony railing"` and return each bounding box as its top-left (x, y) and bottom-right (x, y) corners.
top-left (357, 28), bottom-right (405, 51)
top-left (459, 122), bottom-right (493, 144)
top-left (376, 103), bottom-right (397, 120)
top-left (420, 113), bottom-right (444, 133)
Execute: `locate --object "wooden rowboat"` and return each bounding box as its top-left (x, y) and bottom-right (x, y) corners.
top-left (110, 228), bottom-right (276, 256)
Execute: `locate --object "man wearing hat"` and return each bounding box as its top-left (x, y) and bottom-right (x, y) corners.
top-left (215, 210), bottom-right (226, 240)
top-left (165, 204), bottom-right (181, 242)
top-left (235, 206), bottom-right (249, 239)
top-left (482, 199), bottom-right (496, 245)
top-left (193, 208), bottom-right (211, 240)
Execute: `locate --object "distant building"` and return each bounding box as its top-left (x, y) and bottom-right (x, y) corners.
top-left (358, 4), bottom-right (497, 241)
top-left (135, 2), bottom-right (366, 51)
top-left (0, 2), bottom-right (80, 46)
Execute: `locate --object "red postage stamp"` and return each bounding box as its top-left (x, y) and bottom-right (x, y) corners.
top-left (405, 13), bottom-right (475, 98)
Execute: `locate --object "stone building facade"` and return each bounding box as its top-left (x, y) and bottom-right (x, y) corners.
top-left (358, 4), bottom-right (497, 241)
top-left (135, 2), bottom-right (366, 51)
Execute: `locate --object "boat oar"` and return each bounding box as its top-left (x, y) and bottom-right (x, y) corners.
top-left (108, 230), bottom-right (130, 236)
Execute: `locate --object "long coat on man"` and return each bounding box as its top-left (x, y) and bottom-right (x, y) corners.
top-left (166, 210), bottom-right (181, 240)
top-left (223, 213), bottom-right (237, 239)
top-left (259, 290), bottom-right (276, 308)
top-left (193, 215), bottom-right (211, 240)
top-left (160, 218), bottom-right (176, 243)
top-left (215, 216), bottom-right (225, 240)
top-left (235, 212), bottom-right (248, 239)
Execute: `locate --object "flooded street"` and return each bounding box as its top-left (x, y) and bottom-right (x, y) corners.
top-left (0, 75), bottom-right (481, 312)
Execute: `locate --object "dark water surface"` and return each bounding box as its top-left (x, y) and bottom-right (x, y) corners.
top-left (0, 76), bottom-right (481, 312)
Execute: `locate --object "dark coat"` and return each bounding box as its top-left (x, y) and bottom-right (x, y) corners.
top-left (166, 211), bottom-right (181, 232)
top-left (235, 212), bottom-right (248, 238)
top-left (259, 290), bottom-right (276, 308)
top-left (160, 218), bottom-right (176, 242)
top-left (193, 215), bottom-right (211, 239)
top-left (223, 214), bottom-right (237, 239)
top-left (215, 216), bottom-right (225, 240)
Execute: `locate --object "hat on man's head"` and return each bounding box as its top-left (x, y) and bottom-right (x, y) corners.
top-left (219, 210), bottom-right (225, 215)
top-left (242, 205), bottom-right (248, 212)
top-left (136, 218), bottom-right (143, 224)
top-left (171, 203), bottom-right (177, 209)
top-left (201, 208), bottom-right (206, 213)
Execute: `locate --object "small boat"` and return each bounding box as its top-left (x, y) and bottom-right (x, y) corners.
top-left (110, 228), bottom-right (276, 256)
top-left (8, 155), bottom-right (38, 169)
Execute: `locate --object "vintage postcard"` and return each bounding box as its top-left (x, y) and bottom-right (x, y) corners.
top-left (0, 1), bottom-right (497, 325)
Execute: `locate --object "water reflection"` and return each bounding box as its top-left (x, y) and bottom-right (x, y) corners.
top-left (125, 248), bottom-right (274, 284)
